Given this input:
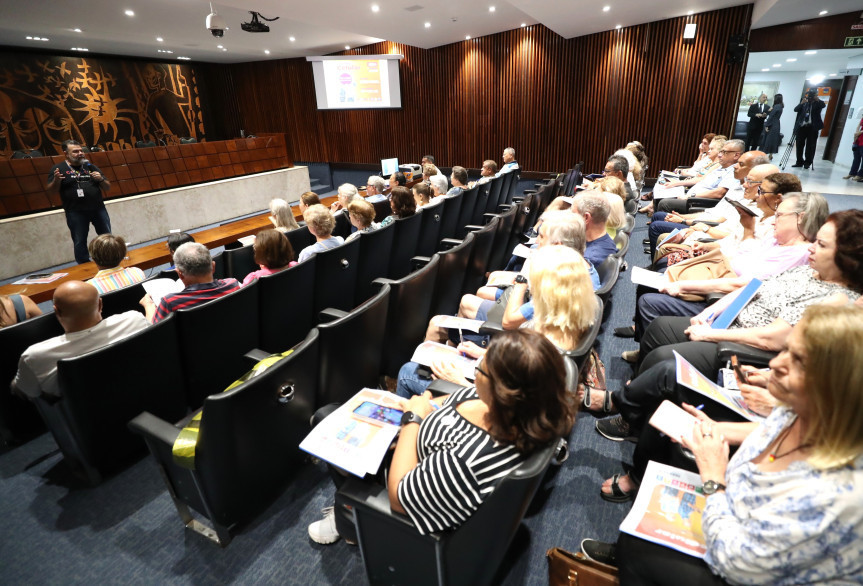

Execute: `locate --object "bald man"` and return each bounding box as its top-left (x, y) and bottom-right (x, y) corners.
top-left (12, 281), bottom-right (148, 399)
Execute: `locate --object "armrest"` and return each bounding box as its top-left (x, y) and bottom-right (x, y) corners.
top-left (439, 238), bottom-right (463, 251)
top-left (319, 308), bottom-right (349, 323)
top-left (128, 411), bottom-right (182, 445)
top-left (704, 292), bottom-right (725, 306)
top-left (697, 238), bottom-right (718, 243)
top-left (336, 476), bottom-right (416, 531)
top-left (479, 321), bottom-right (505, 336)
top-left (716, 342), bottom-right (777, 368)
top-left (689, 207), bottom-right (706, 214)
top-left (464, 224), bottom-right (483, 233)
top-left (244, 348), bottom-right (272, 363)
top-left (482, 213), bottom-right (498, 224)
top-left (512, 196), bottom-right (526, 204)
top-left (427, 380), bottom-right (466, 396)
top-left (698, 220), bottom-right (720, 227)
top-left (411, 256), bottom-right (432, 269)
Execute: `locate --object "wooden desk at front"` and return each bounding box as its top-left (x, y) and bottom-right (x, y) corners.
top-left (0, 195), bottom-right (339, 304)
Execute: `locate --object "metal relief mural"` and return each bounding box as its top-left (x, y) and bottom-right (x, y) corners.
top-left (0, 53), bottom-right (204, 157)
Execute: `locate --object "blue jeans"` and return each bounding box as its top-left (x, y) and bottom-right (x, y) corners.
top-left (65, 207), bottom-right (111, 264)
top-left (396, 361), bottom-right (433, 398)
top-left (648, 219), bottom-right (687, 258)
top-left (636, 293), bottom-right (706, 338)
top-left (851, 145), bottom-right (863, 178)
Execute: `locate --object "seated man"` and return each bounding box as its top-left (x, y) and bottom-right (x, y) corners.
top-left (420, 155), bottom-right (446, 180)
top-left (365, 176), bottom-right (386, 197)
top-left (142, 242), bottom-right (240, 323)
top-left (586, 155), bottom-right (636, 202)
top-left (656, 139), bottom-right (743, 214)
top-left (496, 147), bottom-right (519, 176)
top-left (574, 193), bottom-right (618, 268)
top-left (471, 160), bottom-right (498, 186)
top-left (13, 281), bottom-right (149, 399)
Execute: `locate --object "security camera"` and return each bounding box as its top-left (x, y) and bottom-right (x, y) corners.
top-left (206, 3), bottom-right (225, 37)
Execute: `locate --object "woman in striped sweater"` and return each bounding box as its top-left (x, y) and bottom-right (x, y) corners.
top-left (86, 234), bottom-right (145, 294)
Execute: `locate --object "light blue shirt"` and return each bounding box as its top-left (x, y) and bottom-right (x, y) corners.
top-left (496, 161), bottom-right (520, 176)
top-left (298, 236), bottom-right (345, 262)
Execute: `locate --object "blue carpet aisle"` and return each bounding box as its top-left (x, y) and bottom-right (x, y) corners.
top-left (1, 192), bottom-right (859, 584)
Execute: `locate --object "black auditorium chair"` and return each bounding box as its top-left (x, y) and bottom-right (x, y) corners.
top-left (563, 296), bottom-right (604, 376)
top-left (686, 197), bottom-right (720, 212)
top-left (99, 282), bottom-right (146, 318)
top-left (285, 226), bottom-right (315, 256)
top-left (415, 201), bottom-right (443, 258)
top-left (336, 439), bottom-right (560, 586)
top-left (495, 173), bottom-right (513, 211)
top-left (257, 257), bottom-right (316, 353)
top-left (624, 198), bottom-right (639, 215)
top-left (212, 250), bottom-right (226, 280)
top-left (129, 328), bottom-right (320, 547)
top-left (373, 255), bottom-right (441, 378)
top-left (387, 211), bottom-right (423, 280)
top-left (372, 199), bottom-right (391, 224)
top-left (222, 244), bottom-right (257, 282)
top-left (312, 236), bottom-right (360, 314)
top-left (471, 181), bottom-right (492, 226)
top-left (422, 232), bottom-right (476, 318)
top-left (0, 312), bottom-right (62, 444)
top-left (175, 280), bottom-right (260, 409)
top-left (461, 216), bottom-right (499, 295)
top-left (613, 231), bottom-right (630, 258)
top-left (315, 284), bottom-right (390, 407)
top-left (35, 315), bottom-right (187, 485)
top-left (437, 190), bottom-right (464, 241)
top-left (135, 140), bottom-right (157, 148)
top-left (504, 200), bottom-right (532, 257)
top-left (455, 185), bottom-right (479, 237)
top-left (11, 149), bottom-right (43, 158)
top-left (622, 214), bottom-right (636, 235)
top-left (481, 175), bottom-right (504, 219)
top-left (354, 221), bottom-right (395, 305)
top-left (594, 255), bottom-right (622, 301)
top-left (484, 204), bottom-right (518, 272)
top-left (332, 210), bottom-right (352, 240)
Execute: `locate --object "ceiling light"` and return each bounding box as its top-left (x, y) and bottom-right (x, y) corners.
top-left (289, 36), bottom-right (295, 42)
top-left (805, 50), bottom-right (817, 55)
top-left (157, 49), bottom-right (173, 54)
top-left (809, 74), bottom-right (825, 83)
top-left (829, 73), bottom-right (837, 76)
top-left (264, 49), bottom-right (270, 54)
top-left (683, 23), bottom-right (696, 38)
top-left (371, 4), bottom-right (379, 11)
top-left (465, 35), bottom-right (471, 40)
top-left (819, 10), bottom-right (828, 15)
top-left (73, 28), bottom-right (82, 33)
top-left (124, 9), bottom-right (134, 16)
top-left (156, 37), bottom-right (164, 42)
top-left (221, 48), bottom-right (227, 52)
top-left (26, 36), bottom-right (50, 41)
top-left (761, 68), bottom-right (770, 71)
top-left (615, 24), bottom-right (622, 29)
top-left (345, 45), bottom-right (351, 50)
top-left (217, 44), bottom-right (223, 48)
top-left (178, 56), bottom-right (191, 60)
top-left (603, 5), bottom-right (610, 11)
top-left (520, 23), bottom-right (526, 27)
top-left (71, 47), bottom-right (89, 52)
top-left (773, 63), bottom-right (782, 67)
top-left (424, 22), bottom-right (431, 28)
top-left (687, 10), bottom-right (694, 15)
top-left (489, 6), bottom-right (495, 12)
top-left (786, 58), bottom-right (797, 62)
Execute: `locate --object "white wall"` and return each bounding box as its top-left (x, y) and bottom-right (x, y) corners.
top-left (833, 55), bottom-right (863, 170)
top-left (738, 70), bottom-right (809, 147)
top-left (0, 166), bottom-right (310, 280)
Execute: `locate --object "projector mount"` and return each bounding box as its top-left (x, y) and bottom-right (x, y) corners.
top-left (241, 11), bottom-right (279, 33)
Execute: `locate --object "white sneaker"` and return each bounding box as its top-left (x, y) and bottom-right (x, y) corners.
top-left (308, 506), bottom-right (340, 544)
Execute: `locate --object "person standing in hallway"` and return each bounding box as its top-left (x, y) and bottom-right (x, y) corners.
top-left (746, 94), bottom-right (769, 151)
top-left (759, 94), bottom-right (784, 160)
top-left (792, 89), bottom-right (826, 170)
top-left (845, 117), bottom-right (863, 182)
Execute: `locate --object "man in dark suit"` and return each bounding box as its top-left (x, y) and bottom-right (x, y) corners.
top-left (746, 94), bottom-right (769, 151)
top-left (792, 89), bottom-right (826, 170)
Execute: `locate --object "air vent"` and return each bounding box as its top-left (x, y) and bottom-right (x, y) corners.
top-left (404, 5), bottom-right (424, 12)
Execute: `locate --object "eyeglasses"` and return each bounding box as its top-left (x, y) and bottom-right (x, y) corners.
top-left (474, 357), bottom-right (490, 379)
top-left (743, 178), bottom-right (762, 185)
top-left (719, 150), bottom-right (742, 155)
top-left (774, 211), bottom-right (799, 220)
top-left (757, 186), bottom-right (778, 195)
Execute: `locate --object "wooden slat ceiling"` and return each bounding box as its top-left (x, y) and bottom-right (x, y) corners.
top-left (199, 4), bottom-right (752, 175)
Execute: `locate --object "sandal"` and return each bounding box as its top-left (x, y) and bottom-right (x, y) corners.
top-left (601, 473), bottom-right (637, 503)
top-left (580, 385), bottom-right (617, 416)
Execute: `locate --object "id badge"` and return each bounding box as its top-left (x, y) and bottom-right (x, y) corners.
top-left (77, 188), bottom-right (85, 198)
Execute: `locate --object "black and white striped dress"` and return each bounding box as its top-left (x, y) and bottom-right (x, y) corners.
top-left (397, 386), bottom-right (527, 534)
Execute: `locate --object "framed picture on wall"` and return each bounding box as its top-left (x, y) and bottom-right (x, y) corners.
top-left (738, 81), bottom-right (780, 114)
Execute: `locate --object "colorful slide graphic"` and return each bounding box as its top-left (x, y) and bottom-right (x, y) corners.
top-left (323, 59), bottom-right (390, 108)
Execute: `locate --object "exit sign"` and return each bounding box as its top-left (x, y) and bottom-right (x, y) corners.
top-left (844, 36), bottom-right (863, 47)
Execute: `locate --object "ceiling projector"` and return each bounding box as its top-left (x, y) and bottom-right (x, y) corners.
top-left (241, 12), bottom-right (279, 33)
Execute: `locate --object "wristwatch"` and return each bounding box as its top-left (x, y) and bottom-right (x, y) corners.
top-left (514, 274), bottom-right (528, 284)
top-left (702, 479), bottom-right (726, 495)
top-left (400, 411), bottom-right (423, 426)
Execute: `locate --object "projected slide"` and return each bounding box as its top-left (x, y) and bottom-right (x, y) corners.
top-left (308, 54), bottom-right (403, 110)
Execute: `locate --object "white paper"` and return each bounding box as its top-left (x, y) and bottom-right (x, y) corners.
top-left (237, 235), bottom-right (256, 247)
top-left (653, 185), bottom-right (687, 200)
top-left (410, 341), bottom-right (477, 381)
top-left (630, 266), bottom-right (668, 290)
top-left (13, 272), bottom-right (68, 285)
top-left (142, 278), bottom-right (184, 306)
top-left (433, 316), bottom-right (484, 333)
top-left (649, 400), bottom-right (698, 443)
top-left (511, 243), bottom-right (533, 259)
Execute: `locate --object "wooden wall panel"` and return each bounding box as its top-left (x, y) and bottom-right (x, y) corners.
top-left (201, 4), bottom-right (752, 175)
top-left (750, 11), bottom-right (863, 52)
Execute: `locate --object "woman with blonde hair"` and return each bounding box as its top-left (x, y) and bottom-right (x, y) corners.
top-left (297, 205), bottom-right (344, 262)
top-left (602, 191), bottom-right (627, 241)
top-left (268, 198), bottom-right (300, 232)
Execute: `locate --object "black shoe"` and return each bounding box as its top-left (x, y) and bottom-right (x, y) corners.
top-left (803, 166), bottom-right (810, 170)
top-left (580, 539), bottom-right (618, 567)
top-left (596, 415), bottom-right (637, 442)
top-left (791, 163), bottom-right (803, 168)
top-left (613, 325), bottom-right (636, 338)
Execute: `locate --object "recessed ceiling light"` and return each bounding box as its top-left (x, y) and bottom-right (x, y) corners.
top-left (465, 35), bottom-right (471, 40)
top-left (761, 68), bottom-right (770, 71)
top-left (805, 50), bottom-right (817, 55)
top-left (829, 73), bottom-right (837, 76)
top-left (73, 28), bottom-right (82, 33)
top-left (520, 22), bottom-right (526, 27)
top-left (178, 56), bottom-right (191, 61)
top-left (124, 9), bottom-right (134, 16)
top-left (157, 49), bottom-right (173, 54)
top-left (345, 45), bottom-right (351, 50)
top-left (264, 49), bottom-right (270, 54)
top-left (71, 47), bottom-right (89, 52)
top-left (217, 44), bottom-right (223, 49)
top-left (26, 36), bottom-right (50, 41)
top-left (809, 74), bottom-right (825, 83)
top-left (773, 63), bottom-right (782, 67)
top-left (222, 48), bottom-right (227, 51)
top-left (156, 37), bottom-right (163, 42)
top-left (786, 58), bottom-right (797, 62)
top-left (424, 22), bottom-right (431, 28)
top-left (289, 36), bottom-right (296, 42)
top-left (603, 6), bottom-right (610, 11)
top-left (489, 6), bottom-right (495, 12)
top-left (687, 10), bottom-right (694, 15)
top-left (615, 24), bottom-right (622, 29)
top-left (819, 10), bottom-right (828, 15)
top-left (371, 4), bottom-right (379, 12)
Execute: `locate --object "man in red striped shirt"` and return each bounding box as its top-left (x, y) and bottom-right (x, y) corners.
top-left (140, 243), bottom-right (239, 324)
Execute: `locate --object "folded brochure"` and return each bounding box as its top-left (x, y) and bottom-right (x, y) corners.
top-left (673, 350), bottom-right (763, 422)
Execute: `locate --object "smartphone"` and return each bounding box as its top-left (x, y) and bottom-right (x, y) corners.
top-left (731, 355), bottom-right (749, 384)
top-left (729, 199), bottom-right (758, 217)
top-left (352, 401), bottom-right (404, 426)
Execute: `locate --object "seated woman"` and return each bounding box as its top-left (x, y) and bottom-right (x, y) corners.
top-left (399, 245), bottom-right (597, 398)
top-left (309, 329), bottom-right (575, 544)
top-left (297, 204), bottom-right (345, 262)
top-left (428, 175), bottom-right (448, 201)
top-left (267, 198), bottom-right (300, 233)
top-left (603, 190), bottom-right (627, 241)
top-left (297, 191), bottom-right (320, 215)
top-left (379, 186), bottom-right (417, 228)
top-left (446, 166), bottom-right (469, 196)
top-left (632, 209), bottom-right (863, 378)
top-left (86, 234), bottom-right (146, 294)
top-left (0, 294), bottom-right (41, 328)
top-left (344, 199), bottom-right (380, 242)
top-left (583, 304), bottom-right (863, 584)
top-left (241, 229), bottom-right (296, 286)
top-left (411, 182), bottom-right (433, 208)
